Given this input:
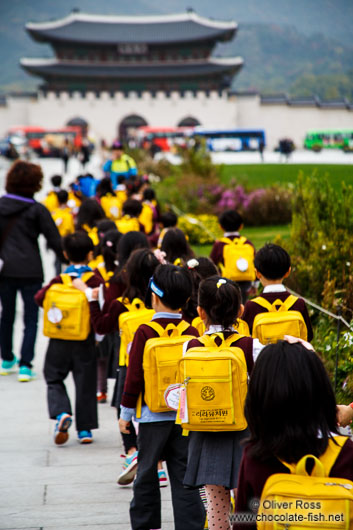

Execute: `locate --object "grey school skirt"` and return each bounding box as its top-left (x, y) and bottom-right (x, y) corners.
top-left (183, 428), bottom-right (249, 490)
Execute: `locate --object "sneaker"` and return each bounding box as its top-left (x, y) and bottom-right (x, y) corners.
top-left (158, 469), bottom-right (169, 488)
top-left (97, 392), bottom-right (107, 404)
top-left (18, 366), bottom-right (34, 382)
top-left (54, 413), bottom-right (72, 445)
top-left (0, 356), bottom-right (18, 375)
top-left (77, 430), bottom-right (93, 444)
top-left (117, 450), bottom-right (138, 485)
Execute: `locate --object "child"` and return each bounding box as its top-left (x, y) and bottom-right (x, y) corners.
top-left (34, 232), bottom-right (103, 445)
top-left (234, 341), bottom-right (353, 530)
top-left (161, 227), bottom-right (195, 266)
top-left (42, 174), bottom-right (62, 212)
top-left (51, 190), bottom-right (75, 275)
top-left (118, 264), bottom-right (205, 530)
top-left (210, 209), bottom-right (255, 304)
top-left (116, 199), bottom-right (144, 234)
top-left (183, 276), bottom-right (264, 530)
top-left (242, 243), bottom-right (313, 341)
top-left (182, 257), bottom-right (218, 325)
top-left (76, 198), bottom-right (106, 246)
top-left (96, 177), bottom-right (121, 220)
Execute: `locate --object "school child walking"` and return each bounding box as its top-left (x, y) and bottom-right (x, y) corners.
top-left (234, 341), bottom-right (353, 530)
top-left (210, 210), bottom-right (256, 303)
top-left (51, 189), bottom-right (75, 275)
top-left (118, 264), bottom-right (205, 530)
top-left (35, 232), bottom-right (103, 445)
top-left (242, 243), bottom-right (313, 342)
top-left (182, 276), bottom-right (265, 530)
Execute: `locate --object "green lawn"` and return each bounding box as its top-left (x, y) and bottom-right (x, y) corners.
top-left (219, 164), bottom-right (353, 190)
top-left (192, 224), bottom-right (291, 257)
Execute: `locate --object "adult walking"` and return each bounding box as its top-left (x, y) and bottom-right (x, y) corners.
top-left (0, 160), bottom-right (64, 381)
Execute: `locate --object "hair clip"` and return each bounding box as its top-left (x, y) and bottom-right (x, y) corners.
top-left (150, 278), bottom-right (164, 298)
top-left (153, 249), bottom-right (167, 265)
top-left (106, 240), bottom-right (113, 247)
top-left (217, 278), bottom-right (227, 288)
top-left (187, 259), bottom-right (199, 269)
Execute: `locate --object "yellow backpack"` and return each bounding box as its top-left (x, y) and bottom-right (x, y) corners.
top-left (219, 236), bottom-right (256, 282)
top-left (257, 436), bottom-right (353, 530)
top-left (43, 272), bottom-right (93, 341)
top-left (83, 224), bottom-right (99, 246)
top-left (178, 333), bottom-right (248, 432)
top-left (252, 295), bottom-right (307, 344)
top-left (117, 297), bottom-right (155, 367)
top-left (51, 208), bottom-right (75, 237)
top-left (115, 215), bottom-right (140, 234)
top-left (139, 203), bottom-right (154, 235)
top-left (142, 320), bottom-right (195, 413)
top-left (100, 194), bottom-right (121, 220)
top-left (43, 191), bottom-right (59, 213)
top-left (191, 316), bottom-right (250, 337)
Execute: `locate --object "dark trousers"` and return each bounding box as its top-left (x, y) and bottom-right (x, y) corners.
top-left (114, 365), bottom-right (137, 453)
top-left (0, 278), bottom-right (42, 367)
top-left (43, 335), bottom-right (98, 432)
top-left (130, 421), bottom-right (205, 530)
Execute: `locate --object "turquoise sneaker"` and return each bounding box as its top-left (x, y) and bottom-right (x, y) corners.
top-left (117, 450), bottom-right (138, 485)
top-left (54, 413), bottom-right (72, 445)
top-left (77, 430), bottom-right (93, 444)
top-left (18, 366), bottom-right (34, 382)
top-left (0, 356), bottom-right (18, 375)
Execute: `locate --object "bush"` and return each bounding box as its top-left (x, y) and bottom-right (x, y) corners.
top-left (178, 214), bottom-right (222, 245)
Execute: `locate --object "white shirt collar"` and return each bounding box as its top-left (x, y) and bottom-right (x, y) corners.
top-left (263, 284), bottom-right (287, 293)
top-left (223, 231), bottom-right (240, 237)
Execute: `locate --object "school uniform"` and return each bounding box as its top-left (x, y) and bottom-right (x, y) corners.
top-left (35, 269), bottom-right (103, 432)
top-left (120, 313), bottom-right (205, 530)
top-left (242, 284), bottom-right (313, 341)
top-left (210, 232), bottom-right (255, 303)
top-left (183, 326), bottom-right (263, 490)
top-left (234, 438), bottom-right (353, 530)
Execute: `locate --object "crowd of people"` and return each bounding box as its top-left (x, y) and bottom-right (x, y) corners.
top-left (0, 147), bottom-right (353, 530)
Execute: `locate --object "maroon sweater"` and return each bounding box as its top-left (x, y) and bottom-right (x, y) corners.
top-left (210, 235), bottom-right (255, 268)
top-left (34, 272), bottom-right (103, 307)
top-left (234, 439), bottom-right (353, 530)
top-left (89, 298), bottom-right (128, 335)
top-left (187, 331), bottom-right (255, 375)
top-left (121, 317), bottom-right (199, 409)
top-left (242, 290), bottom-right (313, 341)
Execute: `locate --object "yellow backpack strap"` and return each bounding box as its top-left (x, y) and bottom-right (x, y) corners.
top-left (146, 319), bottom-right (189, 338)
top-left (239, 236), bottom-right (247, 244)
top-left (174, 258), bottom-right (182, 267)
top-left (130, 298), bottom-right (146, 310)
top-left (220, 237), bottom-right (233, 245)
top-left (60, 274), bottom-right (72, 286)
top-left (223, 332), bottom-right (245, 347)
top-left (145, 321), bottom-right (165, 337)
top-left (81, 271), bottom-right (94, 283)
top-left (281, 294), bottom-right (299, 311)
top-left (281, 436), bottom-right (348, 475)
top-left (136, 393), bottom-right (142, 419)
top-left (252, 296), bottom-right (274, 311)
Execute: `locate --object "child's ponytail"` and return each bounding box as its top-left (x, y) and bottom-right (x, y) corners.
top-left (198, 275), bottom-right (241, 329)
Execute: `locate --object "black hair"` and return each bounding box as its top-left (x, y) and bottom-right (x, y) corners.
top-left (63, 231), bottom-right (94, 263)
top-left (96, 177), bottom-right (115, 198)
top-left (101, 229), bottom-right (122, 272)
top-left (117, 175), bottom-right (126, 185)
top-left (198, 275), bottom-right (242, 329)
top-left (160, 211), bottom-right (177, 228)
top-left (254, 243), bottom-right (291, 280)
top-left (160, 228), bottom-right (194, 265)
top-left (94, 219), bottom-right (118, 258)
top-left (219, 209), bottom-right (243, 232)
top-left (76, 198), bottom-right (106, 230)
top-left (145, 264), bottom-right (193, 310)
top-left (51, 175), bottom-right (62, 187)
top-left (122, 198), bottom-right (143, 218)
top-left (115, 231), bottom-right (149, 272)
top-left (143, 188), bottom-right (156, 202)
top-left (245, 341), bottom-right (338, 463)
top-left (122, 249), bottom-right (159, 302)
top-left (56, 189), bottom-right (68, 205)
top-left (182, 257), bottom-right (219, 320)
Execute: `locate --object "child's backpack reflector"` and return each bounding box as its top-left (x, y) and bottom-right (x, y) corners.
top-left (43, 272), bottom-right (93, 341)
top-left (219, 237), bottom-right (255, 282)
top-left (143, 321), bottom-right (195, 413)
top-left (257, 436), bottom-right (353, 529)
top-left (252, 295), bottom-right (307, 344)
top-left (178, 333), bottom-right (248, 432)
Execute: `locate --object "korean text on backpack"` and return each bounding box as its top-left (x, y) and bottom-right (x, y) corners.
top-left (252, 295), bottom-right (307, 344)
top-left (178, 333), bottom-right (248, 432)
top-left (257, 436), bottom-right (353, 529)
top-left (43, 272), bottom-right (93, 341)
top-left (118, 297), bottom-right (155, 367)
top-left (142, 320), bottom-right (195, 413)
top-left (219, 236), bottom-right (256, 282)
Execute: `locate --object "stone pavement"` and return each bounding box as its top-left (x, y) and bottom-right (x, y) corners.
top-left (0, 249), bottom-right (175, 530)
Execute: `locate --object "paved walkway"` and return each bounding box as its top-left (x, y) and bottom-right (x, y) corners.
top-left (0, 255), bottom-right (175, 530)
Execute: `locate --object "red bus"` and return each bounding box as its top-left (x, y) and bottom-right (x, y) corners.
top-left (135, 126), bottom-right (193, 152)
top-left (8, 126), bottom-right (83, 156)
